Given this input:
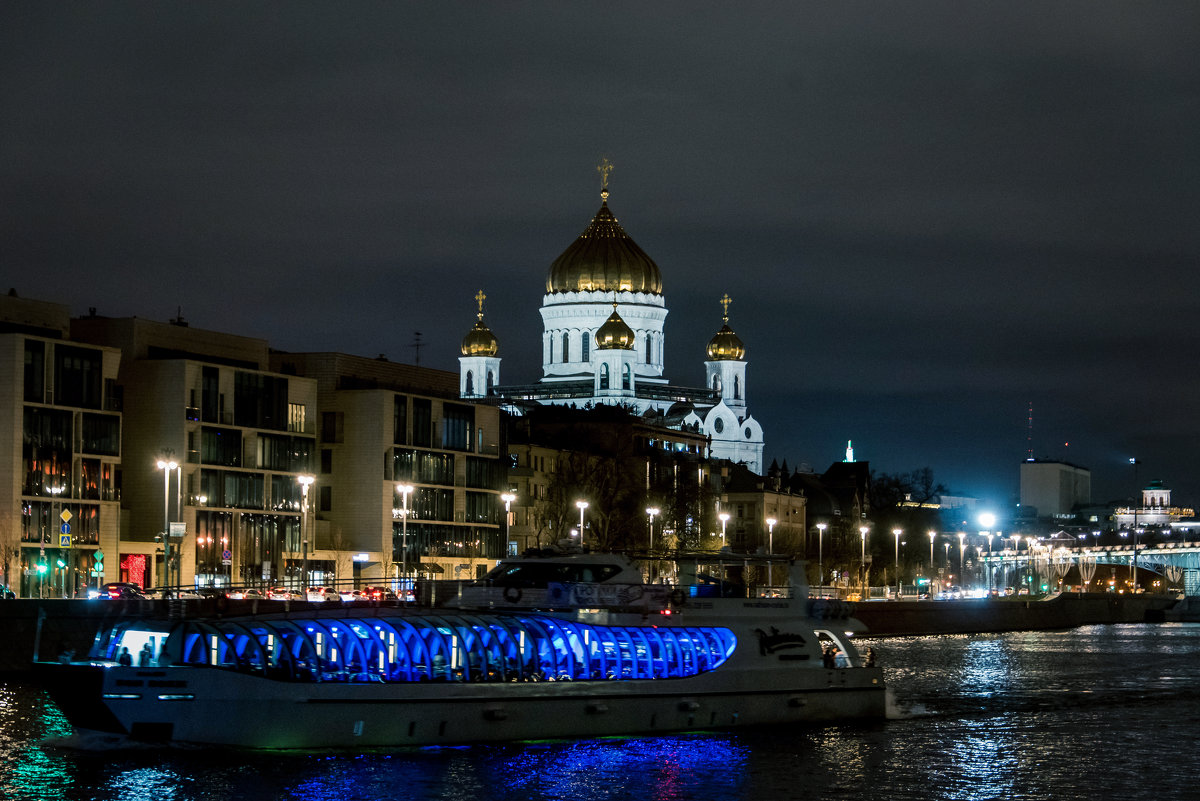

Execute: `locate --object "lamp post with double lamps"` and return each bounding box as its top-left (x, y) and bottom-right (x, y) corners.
top-left (766, 517), bottom-right (777, 587)
top-left (957, 532), bottom-right (966, 589)
top-left (156, 457), bottom-right (178, 590)
top-left (298, 475), bottom-right (315, 593)
top-left (646, 507), bottom-right (660, 551)
top-left (396, 483), bottom-right (413, 586)
top-left (978, 512), bottom-right (996, 595)
top-left (892, 528), bottom-right (902, 596)
top-left (576, 500), bottom-right (589, 548)
top-left (816, 523), bottom-right (827, 591)
top-left (500, 492), bottom-right (516, 555)
top-left (859, 525), bottom-right (869, 598)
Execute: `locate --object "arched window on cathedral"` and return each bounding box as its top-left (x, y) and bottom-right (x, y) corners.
top-left (465, 371), bottom-right (474, 396)
top-left (486, 371), bottom-right (494, 394)
top-left (581, 333), bottom-right (590, 363)
top-left (562, 332), bottom-right (571, 363)
top-left (600, 363), bottom-right (610, 389)
top-left (646, 335), bottom-right (652, 364)
top-left (734, 376), bottom-right (741, 399)
top-left (622, 364), bottom-right (631, 390)
top-left (712, 375), bottom-right (721, 393)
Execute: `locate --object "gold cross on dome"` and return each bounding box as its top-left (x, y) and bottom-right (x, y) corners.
top-left (475, 289), bottom-right (486, 319)
top-left (597, 157), bottom-right (614, 190)
top-left (720, 293), bottom-right (732, 321)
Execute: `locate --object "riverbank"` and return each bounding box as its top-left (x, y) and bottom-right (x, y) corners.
top-left (852, 591), bottom-right (1180, 637)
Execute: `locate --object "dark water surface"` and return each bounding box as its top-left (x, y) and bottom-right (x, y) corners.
top-left (3, 623), bottom-right (1196, 801)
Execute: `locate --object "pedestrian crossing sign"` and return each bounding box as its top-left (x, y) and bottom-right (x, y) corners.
top-left (59, 533), bottom-right (71, 547)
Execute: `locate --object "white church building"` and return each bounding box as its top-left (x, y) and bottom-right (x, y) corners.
top-left (458, 167), bottom-right (765, 474)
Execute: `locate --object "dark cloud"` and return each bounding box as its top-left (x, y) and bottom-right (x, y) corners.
top-left (3, 2), bottom-right (1198, 508)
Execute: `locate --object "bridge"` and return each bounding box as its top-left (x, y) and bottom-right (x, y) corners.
top-left (980, 540), bottom-right (1200, 596)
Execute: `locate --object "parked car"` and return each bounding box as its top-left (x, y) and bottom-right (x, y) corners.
top-left (361, 586), bottom-right (398, 601)
top-left (307, 586), bottom-right (341, 602)
top-left (339, 589), bottom-right (365, 602)
top-left (228, 588), bottom-right (266, 600)
top-left (93, 582), bottom-right (146, 600)
top-left (268, 587), bottom-right (304, 601)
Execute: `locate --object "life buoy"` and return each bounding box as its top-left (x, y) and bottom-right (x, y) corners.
top-left (669, 589), bottom-right (687, 606)
top-left (503, 586), bottom-right (523, 604)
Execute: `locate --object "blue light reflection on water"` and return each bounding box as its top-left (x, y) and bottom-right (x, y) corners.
top-left (7, 623), bottom-right (1200, 801)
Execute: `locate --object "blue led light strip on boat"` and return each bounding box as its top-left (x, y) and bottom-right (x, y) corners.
top-left (164, 613), bottom-right (737, 684)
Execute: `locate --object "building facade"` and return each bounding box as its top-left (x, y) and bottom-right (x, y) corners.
top-left (272, 352), bottom-right (507, 584)
top-left (72, 314), bottom-right (318, 591)
top-left (0, 294), bottom-right (123, 597)
top-left (1019, 459), bottom-right (1091, 519)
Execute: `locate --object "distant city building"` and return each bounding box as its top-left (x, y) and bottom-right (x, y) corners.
top-left (1019, 459), bottom-right (1091, 518)
top-left (459, 166), bottom-right (765, 474)
top-left (1113, 479), bottom-right (1195, 529)
top-left (0, 293), bottom-right (123, 598)
top-left (72, 313), bottom-right (319, 590)
top-left (271, 352), bottom-right (506, 583)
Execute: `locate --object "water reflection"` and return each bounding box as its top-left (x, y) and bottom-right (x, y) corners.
top-left (4, 625), bottom-right (1200, 801)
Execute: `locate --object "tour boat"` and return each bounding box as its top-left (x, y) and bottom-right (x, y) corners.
top-left (37, 551), bottom-right (886, 749)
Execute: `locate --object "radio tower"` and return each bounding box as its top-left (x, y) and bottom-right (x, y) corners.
top-left (1025, 402), bottom-right (1034, 461)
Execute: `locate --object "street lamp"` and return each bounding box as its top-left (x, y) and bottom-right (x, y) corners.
top-left (718, 512), bottom-right (730, 546)
top-left (816, 523), bottom-right (827, 591)
top-left (1013, 534), bottom-right (1022, 591)
top-left (501, 491), bottom-right (516, 554)
top-left (766, 517), bottom-right (777, 588)
top-left (859, 525), bottom-right (869, 598)
top-left (646, 507), bottom-right (660, 551)
top-left (397, 483), bottom-right (414, 584)
top-left (576, 500), bottom-right (589, 548)
top-left (156, 457), bottom-right (178, 590)
top-left (298, 475), bottom-right (314, 593)
top-left (892, 528), bottom-right (902, 596)
top-left (957, 532), bottom-right (966, 589)
top-left (928, 530), bottom-right (936, 570)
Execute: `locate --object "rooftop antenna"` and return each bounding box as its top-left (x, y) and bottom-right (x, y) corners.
top-left (1026, 402), bottom-right (1034, 461)
top-left (411, 331), bottom-right (423, 366)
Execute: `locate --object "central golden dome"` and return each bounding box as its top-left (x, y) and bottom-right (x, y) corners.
top-left (546, 197), bottom-right (663, 295)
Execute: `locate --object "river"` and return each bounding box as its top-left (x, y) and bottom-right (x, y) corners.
top-left (2, 623), bottom-right (1196, 801)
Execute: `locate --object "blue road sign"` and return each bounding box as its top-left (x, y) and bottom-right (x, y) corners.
top-left (61, 522), bottom-right (70, 535)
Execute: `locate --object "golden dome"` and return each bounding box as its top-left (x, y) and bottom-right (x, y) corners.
top-left (546, 195), bottom-right (663, 295)
top-left (460, 290), bottom-right (499, 356)
top-left (706, 293), bottom-right (745, 360)
top-left (595, 304), bottom-right (636, 350)
top-left (706, 324), bottom-right (745, 360)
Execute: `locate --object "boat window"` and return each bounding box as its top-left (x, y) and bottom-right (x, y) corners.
top-left (167, 614), bottom-right (736, 685)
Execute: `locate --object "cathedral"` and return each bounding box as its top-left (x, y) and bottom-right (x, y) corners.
top-left (458, 165), bottom-right (765, 474)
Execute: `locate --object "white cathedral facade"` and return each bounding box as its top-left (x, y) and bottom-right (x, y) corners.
top-left (458, 172), bottom-right (765, 474)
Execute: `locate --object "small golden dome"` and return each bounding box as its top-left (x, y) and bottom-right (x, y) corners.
top-left (705, 324), bottom-right (745, 360)
top-left (595, 304), bottom-right (636, 350)
top-left (460, 289), bottom-right (499, 356)
top-left (706, 293), bottom-right (745, 360)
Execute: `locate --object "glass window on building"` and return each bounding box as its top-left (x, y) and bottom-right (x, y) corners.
top-left (54, 345), bottom-right (103, 409)
top-left (202, 366), bottom-right (220, 423)
top-left (23, 339), bottom-right (45, 403)
top-left (441, 403), bottom-right (474, 452)
top-left (411, 399), bottom-right (432, 448)
top-left (394, 395), bottom-right (408, 445)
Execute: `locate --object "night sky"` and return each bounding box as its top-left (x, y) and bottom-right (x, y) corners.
top-left (4, 4), bottom-right (1199, 512)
